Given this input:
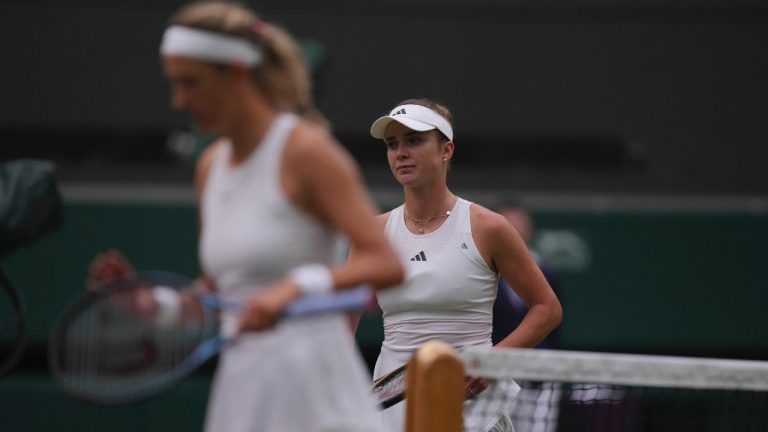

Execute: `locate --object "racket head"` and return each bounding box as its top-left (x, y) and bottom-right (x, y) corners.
top-left (0, 268), bottom-right (27, 378)
top-left (48, 271), bottom-right (220, 405)
top-left (372, 363), bottom-right (408, 409)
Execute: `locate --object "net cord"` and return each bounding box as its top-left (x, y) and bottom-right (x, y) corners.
top-left (461, 348), bottom-right (768, 391)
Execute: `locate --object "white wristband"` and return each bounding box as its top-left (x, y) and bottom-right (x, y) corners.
top-left (151, 285), bottom-right (182, 329)
top-left (290, 264), bottom-right (333, 296)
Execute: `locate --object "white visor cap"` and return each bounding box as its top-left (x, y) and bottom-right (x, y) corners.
top-left (370, 104), bottom-right (453, 141)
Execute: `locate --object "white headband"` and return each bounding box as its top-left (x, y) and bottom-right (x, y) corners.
top-left (159, 25), bottom-right (263, 66)
top-left (370, 104), bottom-right (454, 141)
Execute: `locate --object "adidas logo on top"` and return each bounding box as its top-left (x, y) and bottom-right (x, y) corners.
top-left (410, 251), bottom-right (427, 262)
top-left (393, 108), bottom-right (407, 116)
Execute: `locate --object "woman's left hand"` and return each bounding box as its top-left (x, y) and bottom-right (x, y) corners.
top-left (465, 376), bottom-right (491, 400)
top-left (238, 280), bottom-right (301, 333)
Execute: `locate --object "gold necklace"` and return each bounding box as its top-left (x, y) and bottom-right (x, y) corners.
top-left (404, 208), bottom-right (452, 234)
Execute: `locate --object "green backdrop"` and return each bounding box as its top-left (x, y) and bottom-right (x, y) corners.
top-left (1, 200), bottom-right (766, 431)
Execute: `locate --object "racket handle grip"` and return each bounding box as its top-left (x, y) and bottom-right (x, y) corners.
top-left (283, 285), bottom-right (374, 317)
top-left (200, 284), bottom-right (374, 317)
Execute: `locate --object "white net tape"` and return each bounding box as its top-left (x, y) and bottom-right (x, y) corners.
top-left (454, 348), bottom-right (768, 432)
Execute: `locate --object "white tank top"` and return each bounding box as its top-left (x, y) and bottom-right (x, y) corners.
top-left (378, 197), bottom-right (498, 352)
top-left (199, 113), bottom-right (339, 303)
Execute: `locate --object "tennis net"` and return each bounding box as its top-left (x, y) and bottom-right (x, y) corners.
top-left (456, 348), bottom-right (768, 432)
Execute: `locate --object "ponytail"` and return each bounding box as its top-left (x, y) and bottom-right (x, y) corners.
top-left (169, 0), bottom-right (328, 128)
top-left (254, 23), bottom-right (329, 128)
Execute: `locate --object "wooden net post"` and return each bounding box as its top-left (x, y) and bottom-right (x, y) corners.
top-left (404, 341), bottom-right (465, 432)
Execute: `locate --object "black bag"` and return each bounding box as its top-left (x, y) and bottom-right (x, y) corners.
top-left (0, 159), bottom-right (63, 258)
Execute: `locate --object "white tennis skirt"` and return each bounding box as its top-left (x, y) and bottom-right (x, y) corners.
top-left (205, 314), bottom-right (383, 432)
top-left (373, 344), bottom-right (520, 432)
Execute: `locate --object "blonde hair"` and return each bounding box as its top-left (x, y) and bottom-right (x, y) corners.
top-left (169, 0), bottom-right (327, 127)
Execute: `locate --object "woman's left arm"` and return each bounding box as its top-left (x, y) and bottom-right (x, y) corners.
top-left (290, 127), bottom-right (404, 292)
top-left (238, 125), bottom-right (403, 332)
top-left (472, 206), bottom-right (562, 349)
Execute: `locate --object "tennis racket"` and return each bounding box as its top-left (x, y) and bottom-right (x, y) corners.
top-left (49, 270), bottom-right (375, 404)
top-left (372, 363), bottom-right (408, 409)
top-left (372, 361), bottom-right (493, 409)
top-left (0, 266), bottom-right (27, 378)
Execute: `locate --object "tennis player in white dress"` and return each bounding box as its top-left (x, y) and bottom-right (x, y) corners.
top-left (354, 99), bottom-right (562, 432)
top-left (162, 2), bottom-right (405, 431)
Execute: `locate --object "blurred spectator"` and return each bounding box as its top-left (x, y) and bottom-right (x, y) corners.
top-left (493, 200), bottom-right (565, 432)
top-left (492, 200), bottom-right (561, 348)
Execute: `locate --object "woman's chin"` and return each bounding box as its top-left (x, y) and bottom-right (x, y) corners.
top-left (396, 176), bottom-right (421, 188)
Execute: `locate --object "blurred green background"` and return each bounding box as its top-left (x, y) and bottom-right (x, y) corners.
top-left (2, 198), bottom-right (766, 431)
top-left (3, 0), bottom-right (768, 429)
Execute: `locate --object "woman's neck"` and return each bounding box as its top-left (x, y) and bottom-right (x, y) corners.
top-left (227, 98), bottom-right (279, 164)
top-left (403, 183), bottom-right (456, 220)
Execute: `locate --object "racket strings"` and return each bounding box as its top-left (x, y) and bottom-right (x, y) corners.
top-left (50, 273), bottom-right (373, 404)
top-left (54, 288), bottom-right (215, 403)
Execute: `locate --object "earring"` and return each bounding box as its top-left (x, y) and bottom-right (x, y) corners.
top-left (442, 157), bottom-right (447, 162)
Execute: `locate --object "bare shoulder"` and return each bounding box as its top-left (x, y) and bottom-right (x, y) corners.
top-left (196, 139), bottom-right (225, 171)
top-left (469, 203), bottom-right (512, 238)
top-left (374, 211), bottom-right (393, 230)
top-left (469, 202), bottom-right (525, 271)
top-left (287, 120), bottom-right (328, 149)
top-left (283, 121), bottom-right (362, 195)
top-left (285, 121), bottom-right (355, 168)
top-left (280, 119), bottom-right (370, 221)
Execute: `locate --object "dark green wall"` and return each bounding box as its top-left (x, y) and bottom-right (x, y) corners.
top-left (2, 201), bottom-right (766, 431)
top-left (5, 202), bottom-right (767, 356)
top-left (534, 211), bottom-right (768, 357)
top-left (0, 375), bottom-right (209, 432)
top-left (3, 203), bottom-right (200, 345)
